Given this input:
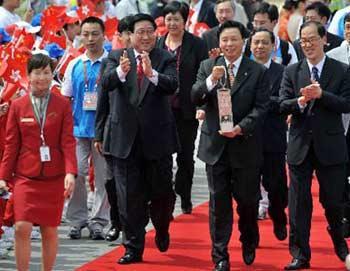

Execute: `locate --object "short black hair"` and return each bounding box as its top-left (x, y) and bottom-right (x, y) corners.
top-left (81, 16), bottom-right (105, 33)
top-left (250, 27), bottom-right (275, 44)
top-left (118, 15), bottom-right (133, 33)
top-left (344, 12), bottom-right (350, 25)
top-left (299, 21), bottom-right (326, 38)
top-left (217, 20), bottom-right (249, 40)
top-left (253, 2), bottom-right (279, 22)
top-left (27, 54), bottom-right (54, 74)
top-left (0, 0), bottom-right (3, 6)
top-left (305, 1), bottom-right (331, 21)
top-left (129, 13), bottom-right (157, 33)
top-left (163, 1), bottom-right (189, 22)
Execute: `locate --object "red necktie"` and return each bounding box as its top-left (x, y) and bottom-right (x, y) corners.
top-left (136, 55), bottom-right (144, 89)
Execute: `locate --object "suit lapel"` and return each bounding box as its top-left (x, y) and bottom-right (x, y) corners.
top-left (297, 60), bottom-right (311, 93)
top-left (179, 32), bottom-right (193, 69)
top-left (319, 57), bottom-right (333, 91)
top-left (137, 48), bottom-right (161, 105)
top-left (231, 57), bottom-right (251, 96)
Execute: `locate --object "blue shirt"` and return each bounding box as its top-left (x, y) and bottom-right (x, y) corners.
top-left (62, 51), bottom-right (108, 138)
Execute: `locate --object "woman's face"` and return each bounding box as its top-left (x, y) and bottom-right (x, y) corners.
top-left (164, 11), bottom-right (185, 36)
top-left (29, 65), bottom-right (53, 96)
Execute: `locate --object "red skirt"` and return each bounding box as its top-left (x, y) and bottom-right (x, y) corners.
top-left (13, 175), bottom-right (65, 227)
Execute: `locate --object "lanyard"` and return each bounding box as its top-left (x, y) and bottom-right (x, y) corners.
top-left (83, 61), bottom-right (101, 93)
top-left (30, 92), bottom-right (50, 146)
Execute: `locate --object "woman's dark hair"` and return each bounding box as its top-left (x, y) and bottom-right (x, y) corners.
top-left (163, 1), bottom-right (190, 22)
top-left (27, 53), bottom-right (54, 74)
top-left (118, 15), bottom-right (134, 33)
top-left (129, 13), bottom-right (157, 33)
top-left (217, 20), bottom-right (249, 40)
top-left (305, 1), bottom-right (331, 21)
top-left (250, 27), bottom-right (275, 44)
top-left (253, 2), bottom-right (279, 22)
top-left (81, 16), bottom-right (105, 33)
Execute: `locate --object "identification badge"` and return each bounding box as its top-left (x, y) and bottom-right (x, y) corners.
top-left (40, 146), bottom-right (51, 162)
top-left (83, 92), bottom-right (97, 111)
top-left (217, 87), bottom-right (234, 133)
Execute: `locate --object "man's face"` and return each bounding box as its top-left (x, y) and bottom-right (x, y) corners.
top-left (130, 20), bottom-right (156, 53)
top-left (253, 13), bottom-right (275, 32)
top-left (4, 0), bottom-right (20, 9)
top-left (219, 27), bottom-right (244, 61)
top-left (251, 31), bottom-right (274, 62)
top-left (344, 22), bottom-right (350, 43)
top-left (300, 24), bottom-right (326, 63)
top-left (216, 1), bottom-right (235, 25)
top-left (66, 22), bottom-right (81, 42)
top-left (305, 9), bottom-right (327, 25)
top-left (81, 23), bottom-right (105, 54)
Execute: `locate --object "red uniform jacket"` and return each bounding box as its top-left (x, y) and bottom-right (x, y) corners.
top-left (0, 92), bottom-right (77, 181)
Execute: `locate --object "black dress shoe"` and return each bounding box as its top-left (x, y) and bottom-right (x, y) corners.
top-left (105, 226), bottom-right (120, 242)
top-left (181, 198), bottom-right (193, 214)
top-left (327, 226), bottom-right (349, 261)
top-left (242, 245), bottom-right (255, 265)
top-left (213, 260), bottom-right (230, 271)
top-left (274, 223), bottom-right (288, 241)
top-left (284, 258), bottom-right (310, 270)
top-left (117, 253), bottom-right (143, 264)
top-left (155, 233), bottom-right (170, 252)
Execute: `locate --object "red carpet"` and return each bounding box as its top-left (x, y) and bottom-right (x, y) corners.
top-left (77, 182), bottom-right (347, 271)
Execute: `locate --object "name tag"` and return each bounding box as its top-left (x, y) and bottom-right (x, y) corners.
top-left (40, 146), bottom-right (51, 162)
top-left (20, 117), bottom-right (35, 123)
top-left (83, 92), bottom-right (97, 111)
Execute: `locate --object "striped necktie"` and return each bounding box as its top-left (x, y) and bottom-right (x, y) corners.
top-left (228, 63), bottom-right (235, 87)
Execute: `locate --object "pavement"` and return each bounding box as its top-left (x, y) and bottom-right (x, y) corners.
top-left (0, 139), bottom-right (209, 271)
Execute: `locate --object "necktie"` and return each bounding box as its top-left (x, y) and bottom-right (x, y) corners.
top-left (136, 55), bottom-right (144, 89)
top-left (228, 63), bottom-right (235, 87)
top-left (311, 66), bottom-right (320, 82)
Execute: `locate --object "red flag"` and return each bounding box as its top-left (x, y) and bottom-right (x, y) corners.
top-left (55, 46), bottom-right (82, 77)
top-left (193, 22), bottom-right (210, 38)
top-left (77, 0), bottom-right (96, 21)
top-left (155, 16), bottom-right (168, 37)
top-left (0, 82), bottom-right (20, 102)
top-left (40, 31), bottom-right (67, 50)
top-left (41, 6), bottom-right (68, 34)
top-left (104, 17), bottom-right (119, 41)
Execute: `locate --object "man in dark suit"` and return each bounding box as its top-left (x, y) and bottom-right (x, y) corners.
top-left (192, 20), bottom-right (268, 271)
top-left (202, 0), bottom-right (236, 53)
top-left (293, 2), bottom-right (343, 60)
top-left (280, 21), bottom-right (350, 270)
top-left (250, 28), bottom-right (288, 241)
top-left (187, 0), bottom-right (218, 31)
top-left (95, 13), bottom-right (179, 265)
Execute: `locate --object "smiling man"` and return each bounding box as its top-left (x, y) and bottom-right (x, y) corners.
top-left (192, 20), bottom-right (268, 271)
top-left (280, 21), bottom-right (350, 270)
top-left (95, 13), bottom-right (179, 265)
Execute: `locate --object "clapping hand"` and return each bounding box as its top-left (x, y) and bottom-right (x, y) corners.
top-left (119, 50), bottom-right (131, 74)
top-left (0, 103), bottom-right (9, 117)
top-left (219, 125), bottom-right (242, 138)
top-left (140, 51), bottom-right (153, 77)
top-left (208, 48), bottom-right (221, 59)
top-left (301, 79), bottom-right (322, 100)
top-left (211, 66), bottom-right (226, 83)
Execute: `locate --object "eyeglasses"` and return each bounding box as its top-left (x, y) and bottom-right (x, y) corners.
top-left (299, 36), bottom-right (321, 46)
top-left (134, 28), bottom-right (155, 37)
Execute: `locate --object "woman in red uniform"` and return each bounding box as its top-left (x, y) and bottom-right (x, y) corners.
top-left (0, 53), bottom-right (77, 271)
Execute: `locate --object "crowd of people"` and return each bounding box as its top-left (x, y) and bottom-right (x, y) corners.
top-left (1, 0), bottom-right (350, 270)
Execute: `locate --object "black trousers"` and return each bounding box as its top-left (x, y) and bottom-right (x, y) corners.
top-left (111, 140), bottom-right (175, 255)
top-left (104, 155), bottom-right (121, 229)
top-left (206, 147), bottom-right (260, 264)
top-left (288, 145), bottom-right (346, 261)
top-left (261, 152), bottom-right (288, 226)
top-left (173, 109), bottom-right (199, 204)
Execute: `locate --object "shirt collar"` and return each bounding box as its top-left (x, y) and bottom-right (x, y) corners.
top-left (224, 54), bottom-right (243, 70)
top-left (81, 50), bottom-right (108, 63)
top-left (264, 58), bottom-right (272, 68)
top-left (306, 54), bottom-right (326, 75)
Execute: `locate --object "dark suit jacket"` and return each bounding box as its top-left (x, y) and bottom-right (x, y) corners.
top-left (263, 61), bottom-right (287, 153)
top-left (293, 31), bottom-right (343, 60)
top-left (202, 25), bottom-right (219, 51)
top-left (197, 0), bottom-right (218, 29)
top-left (157, 31), bottom-right (208, 119)
top-left (279, 57), bottom-right (350, 166)
top-left (95, 47), bottom-right (180, 160)
top-left (191, 56), bottom-right (269, 166)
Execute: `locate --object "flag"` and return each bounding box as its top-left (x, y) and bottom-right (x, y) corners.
top-left (40, 31), bottom-right (67, 50)
top-left (104, 17), bottom-right (119, 41)
top-left (41, 6), bottom-right (67, 35)
top-left (77, 0), bottom-right (96, 21)
top-left (0, 82), bottom-right (20, 102)
top-left (55, 46), bottom-right (82, 77)
top-left (193, 22), bottom-right (210, 38)
top-left (155, 16), bottom-right (167, 37)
